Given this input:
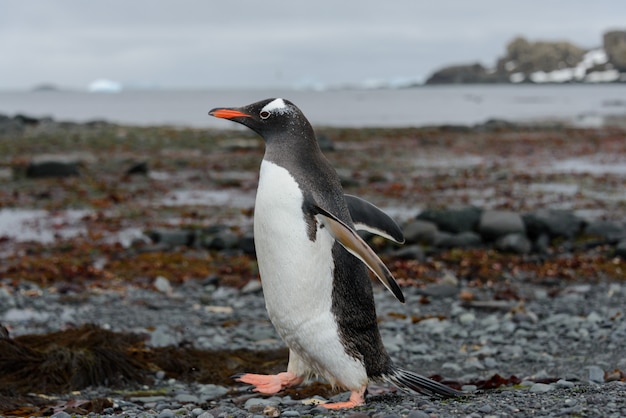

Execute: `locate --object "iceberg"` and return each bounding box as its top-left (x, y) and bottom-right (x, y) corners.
top-left (87, 79), bottom-right (123, 93)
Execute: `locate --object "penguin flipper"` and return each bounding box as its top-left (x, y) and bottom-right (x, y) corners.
top-left (314, 205), bottom-right (405, 303)
top-left (345, 195), bottom-right (405, 244)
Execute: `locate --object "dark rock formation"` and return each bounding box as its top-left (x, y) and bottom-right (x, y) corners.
top-left (604, 30), bottom-right (626, 71)
top-left (424, 30), bottom-right (626, 84)
top-left (26, 161), bottom-right (80, 178)
top-left (425, 63), bottom-right (506, 84)
top-left (416, 206), bottom-right (482, 234)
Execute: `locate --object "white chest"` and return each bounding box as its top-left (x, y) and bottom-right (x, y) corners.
top-left (253, 160), bottom-right (335, 332)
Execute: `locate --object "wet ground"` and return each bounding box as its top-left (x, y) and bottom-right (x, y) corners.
top-left (1, 119), bottom-right (626, 416)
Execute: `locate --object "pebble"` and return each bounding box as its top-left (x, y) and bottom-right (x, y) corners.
top-left (555, 379), bottom-right (575, 388)
top-left (588, 365), bottom-right (606, 383)
top-left (2, 277), bottom-right (626, 417)
top-left (156, 409), bottom-right (174, 418)
top-left (529, 383), bottom-right (554, 393)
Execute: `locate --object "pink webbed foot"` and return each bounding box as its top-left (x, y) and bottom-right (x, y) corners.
top-left (235, 372), bottom-right (303, 394)
top-left (322, 387), bottom-right (366, 409)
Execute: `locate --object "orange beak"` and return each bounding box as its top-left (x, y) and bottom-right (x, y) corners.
top-left (208, 108), bottom-right (251, 119)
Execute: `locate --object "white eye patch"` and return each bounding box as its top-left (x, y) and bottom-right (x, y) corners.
top-left (261, 98), bottom-right (289, 114)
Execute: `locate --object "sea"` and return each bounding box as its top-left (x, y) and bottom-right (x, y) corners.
top-left (1, 84), bottom-right (626, 129)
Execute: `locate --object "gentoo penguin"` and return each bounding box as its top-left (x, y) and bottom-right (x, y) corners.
top-left (209, 98), bottom-right (461, 408)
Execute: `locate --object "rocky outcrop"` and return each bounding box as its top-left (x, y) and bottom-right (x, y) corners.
top-left (496, 37), bottom-right (587, 76)
top-left (425, 30), bottom-right (626, 84)
top-left (425, 63), bottom-right (506, 84)
top-left (604, 30), bottom-right (626, 71)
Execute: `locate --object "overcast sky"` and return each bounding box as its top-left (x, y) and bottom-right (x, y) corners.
top-left (1, 1), bottom-right (624, 90)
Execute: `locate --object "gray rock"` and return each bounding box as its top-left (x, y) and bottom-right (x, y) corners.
top-left (390, 245), bottom-right (425, 261)
top-left (154, 276), bottom-right (173, 294)
top-left (403, 220), bottom-right (438, 245)
top-left (149, 325), bottom-right (179, 347)
top-left (244, 397), bottom-right (280, 410)
top-left (555, 379), bottom-right (575, 388)
top-left (157, 409), bottom-right (175, 418)
top-left (241, 279), bottom-right (263, 294)
top-left (523, 209), bottom-right (583, 240)
top-left (529, 383), bottom-right (554, 393)
top-left (584, 220), bottom-right (625, 241)
top-left (479, 210), bottom-right (525, 241)
top-left (175, 393), bottom-right (200, 403)
top-left (416, 206), bottom-right (482, 234)
top-left (588, 365), bottom-right (605, 383)
top-left (436, 231), bottom-right (482, 248)
top-left (202, 227), bottom-right (239, 250)
top-left (197, 384), bottom-right (229, 401)
top-left (495, 232), bottom-right (532, 254)
top-left (191, 408), bottom-right (204, 417)
top-left (50, 412), bottom-right (72, 418)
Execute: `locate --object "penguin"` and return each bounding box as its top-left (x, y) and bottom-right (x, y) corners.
top-left (209, 98), bottom-right (462, 409)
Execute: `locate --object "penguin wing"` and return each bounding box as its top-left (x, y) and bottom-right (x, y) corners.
top-left (313, 204), bottom-right (405, 303)
top-left (344, 194), bottom-right (405, 244)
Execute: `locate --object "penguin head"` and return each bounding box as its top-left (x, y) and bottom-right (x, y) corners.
top-left (209, 98), bottom-right (314, 144)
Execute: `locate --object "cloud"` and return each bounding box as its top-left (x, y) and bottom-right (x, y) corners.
top-left (1, 0), bottom-right (625, 89)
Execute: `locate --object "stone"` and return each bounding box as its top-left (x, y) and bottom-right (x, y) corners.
top-left (436, 231), bottom-right (482, 249)
top-left (416, 206), bottom-right (482, 234)
top-left (157, 409), bottom-right (175, 418)
top-left (615, 239), bottom-right (626, 258)
top-left (26, 161), bottom-right (80, 178)
top-left (175, 393), bottom-right (200, 403)
top-left (588, 365), bottom-right (605, 383)
top-left (523, 209), bottom-right (583, 240)
top-left (403, 219), bottom-right (438, 245)
top-left (147, 229), bottom-right (194, 247)
top-left (154, 276), bottom-right (173, 294)
top-left (495, 233), bottom-right (532, 254)
top-left (584, 220), bottom-right (625, 241)
top-left (529, 383), bottom-right (554, 393)
top-left (126, 161), bottom-right (149, 175)
top-left (479, 210), bottom-right (526, 241)
top-left (202, 226), bottom-right (239, 250)
top-left (390, 245), bottom-right (425, 261)
top-left (555, 379), bottom-right (575, 388)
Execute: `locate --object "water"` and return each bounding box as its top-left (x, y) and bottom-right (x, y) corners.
top-left (1, 84), bottom-right (625, 128)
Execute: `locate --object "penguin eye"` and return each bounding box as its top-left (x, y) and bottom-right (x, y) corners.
top-left (260, 110), bottom-right (271, 120)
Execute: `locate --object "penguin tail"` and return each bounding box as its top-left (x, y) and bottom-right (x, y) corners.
top-left (384, 367), bottom-right (463, 398)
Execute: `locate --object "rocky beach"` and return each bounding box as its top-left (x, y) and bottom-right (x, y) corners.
top-left (1, 114), bottom-right (626, 417)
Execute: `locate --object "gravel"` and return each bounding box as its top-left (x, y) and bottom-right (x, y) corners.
top-left (2, 276), bottom-right (626, 417)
